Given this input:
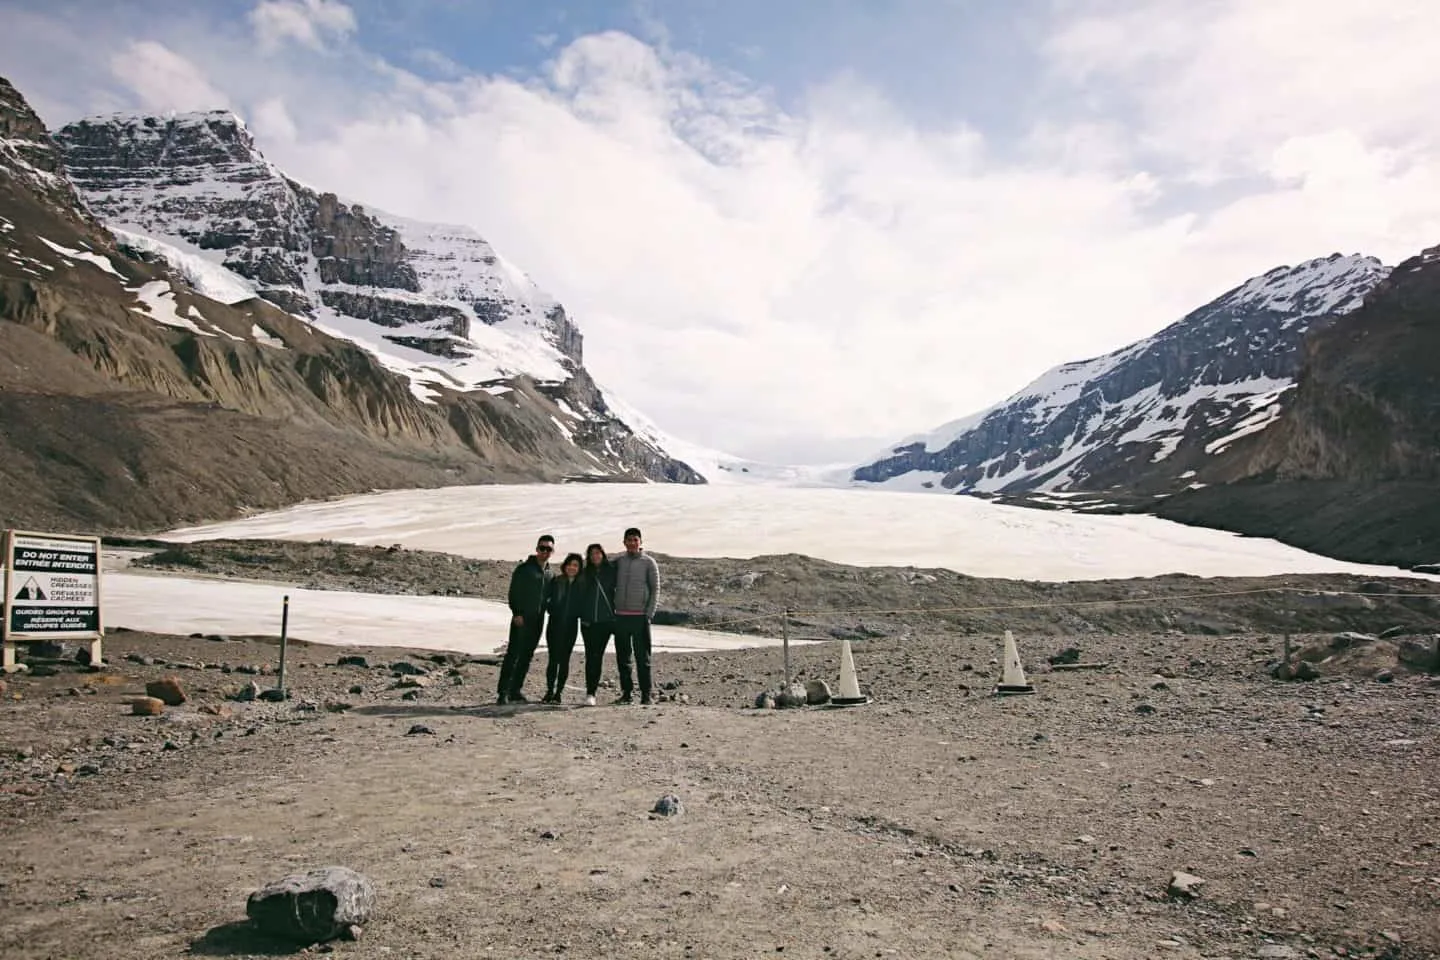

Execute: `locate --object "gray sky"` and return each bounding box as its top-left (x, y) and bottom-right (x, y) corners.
top-left (3, 0), bottom-right (1439, 463)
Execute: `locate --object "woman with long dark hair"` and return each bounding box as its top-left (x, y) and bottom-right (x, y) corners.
top-left (542, 552), bottom-right (584, 703)
top-left (577, 542), bottom-right (617, 707)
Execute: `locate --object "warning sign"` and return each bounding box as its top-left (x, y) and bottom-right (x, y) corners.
top-left (3, 531), bottom-right (103, 640)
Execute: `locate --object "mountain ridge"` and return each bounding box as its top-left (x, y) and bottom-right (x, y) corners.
top-left (853, 253), bottom-right (1390, 498)
top-left (0, 75), bottom-right (699, 534)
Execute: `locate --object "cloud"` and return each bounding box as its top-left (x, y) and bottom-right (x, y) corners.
top-left (109, 41), bottom-right (230, 113)
top-left (7, 1), bottom-right (1440, 463)
top-left (248, 0), bottom-right (357, 53)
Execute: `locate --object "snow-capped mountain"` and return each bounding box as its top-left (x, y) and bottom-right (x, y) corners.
top-left (53, 109), bottom-right (699, 482)
top-left (853, 254), bottom-right (1392, 497)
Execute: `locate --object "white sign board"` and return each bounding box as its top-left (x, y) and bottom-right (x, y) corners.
top-left (3, 530), bottom-right (103, 641)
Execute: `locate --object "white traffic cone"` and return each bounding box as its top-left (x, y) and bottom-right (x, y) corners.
top-left (830, 636), bottom-right (870, 707)
top-left (995, 629), bottom-right (1036, 696)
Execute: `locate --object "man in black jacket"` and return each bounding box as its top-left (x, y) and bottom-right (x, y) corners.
top-left (497, 534), bottom-right (554, 704)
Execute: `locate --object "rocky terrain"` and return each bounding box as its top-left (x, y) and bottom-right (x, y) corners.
top-left (0, 614), bottom-right (1436, 959)
top-left (0, 75), bottom-right (699, 535)
top-left (855, 254), bottom-right (1389, 498)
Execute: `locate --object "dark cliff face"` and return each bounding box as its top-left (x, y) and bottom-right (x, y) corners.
top-left (1152, 245), bottom-right (1440, 569)
top-left (1246, 247), bottom-right (1440, 483)
top-left (854, 254), bottom-right (1389, 497)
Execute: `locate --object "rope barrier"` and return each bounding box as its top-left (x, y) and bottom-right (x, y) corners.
top-left (685, 584), bottom-right (1440, 632)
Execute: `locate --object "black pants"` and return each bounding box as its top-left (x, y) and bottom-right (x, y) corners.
top-left (581, 622), bottom-right (613, 695)
top-left (498, 615), bottom-right (544, 699)
top-left (612, 615), bottom-right (653, 700)
top-left (545, 618), bottom-right (580, 697)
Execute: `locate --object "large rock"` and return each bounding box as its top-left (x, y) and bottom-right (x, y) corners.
top-left (245, 866), bottom-right (375, 943)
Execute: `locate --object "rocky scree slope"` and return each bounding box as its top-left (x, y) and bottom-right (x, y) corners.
top-left (1155, 244), bottom-right (1440, 569)
top-left (53, 105), bottom-right (699, 485)
top-left (0, 77), bottom-right (689, 534)
top-left (854, 255), bottom-right (1389, 499)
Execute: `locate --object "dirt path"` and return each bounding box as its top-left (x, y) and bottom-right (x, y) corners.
top-left (1, 625), bottom-right (1436, 959)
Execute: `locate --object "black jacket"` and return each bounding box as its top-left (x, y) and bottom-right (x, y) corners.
top-left (578, 561), bottom-right (617, 625)
top-left (507, 556), bottom-right (552, 621)
top-left (545, 575), bottom-right (583, 639)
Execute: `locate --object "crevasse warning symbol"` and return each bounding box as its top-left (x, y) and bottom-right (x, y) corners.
top-left (15, 577), bottom-right (47, 601)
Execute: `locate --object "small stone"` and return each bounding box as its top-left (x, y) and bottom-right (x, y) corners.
top-left (1040, 919), bottom-right (1066, 934)
top-left (348, 685), bottom-right (364, 695)
top-left (257, 688), bottom-right (289, 702)
top-left (651, 794), bottom-right (683, 817)
top-left (199, 703), bottom-right (234, 718)
top-left (804, 679), bottom-right (832, 705)
top-left (130, 697), bottom-right (165, 716)
top-left (390, 661), bottom-right (428, 676)
top-left (1166, 870), bottom-right (1205, 900)
top-left (428, 876), bottom-right (446, 888)
top-left (1135, 703), bottom-right (1156, 715)
top-left (144, 676), bottom-right (187, 706)
top-left (401, 689), bottom-right (421, 701)
top-left (233, 681), bottom-right (260, 702)
top-left (161, 740), bottom-right (180, 752)
top-left (406, 723), bottom-right (435, 736)
top-left (775, 684), bottom-right (807, 708)
top-left (337, 655), bottom-right (368, 668)
top-left (1256, 945), bottom-right (1298, 959)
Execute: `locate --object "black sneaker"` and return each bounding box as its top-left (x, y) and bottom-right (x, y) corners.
top-left (640, 694), bottom-right (653, 705)
top-left (614, 693), bottom-right (633, 705)
top-left (496, 693), bottom-right (509, 705)
top-left (509, 691), bottom-right (530, 704)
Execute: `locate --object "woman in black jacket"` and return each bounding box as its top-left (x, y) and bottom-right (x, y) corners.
top-left (578, 543), bottom-right (617, 707)
top-left (542, 552), bottom-right (584, 703)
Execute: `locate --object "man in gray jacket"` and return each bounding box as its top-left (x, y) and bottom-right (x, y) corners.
top-left (611, 526), bottom-right (659, 704)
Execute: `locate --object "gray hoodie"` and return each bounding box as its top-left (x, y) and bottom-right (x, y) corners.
top-left (612, 550), bottom-right (659, 619)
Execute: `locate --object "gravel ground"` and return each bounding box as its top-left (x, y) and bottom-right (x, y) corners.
top-left (1, 606), bottom-right (1437, 959)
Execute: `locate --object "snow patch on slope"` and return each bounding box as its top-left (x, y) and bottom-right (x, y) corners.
top-left (111, 228), bottom-right (256, 304)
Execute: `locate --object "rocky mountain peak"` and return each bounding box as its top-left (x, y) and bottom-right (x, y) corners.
top-left (55, 108), bottom-right (590, 379)
top-left (854, 254), bottom-right (1392, 498)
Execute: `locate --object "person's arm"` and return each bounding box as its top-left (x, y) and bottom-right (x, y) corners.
top-left (508, 564), bottom-right (525, 623)
top-left (645, 556), bottom-right (659, 620)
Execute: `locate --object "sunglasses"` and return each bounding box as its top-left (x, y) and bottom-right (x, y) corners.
top-left (536, 545), bottom-right (554, 553)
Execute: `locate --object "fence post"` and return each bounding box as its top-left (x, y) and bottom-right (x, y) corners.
top-left (277, 594), bottom-right (290, 695)
top-left (781, 607), bottom-right (791, 689)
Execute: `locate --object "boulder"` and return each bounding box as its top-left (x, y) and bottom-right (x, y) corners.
top-left (245, 866), bottom-right (375, 944)
top-left (804, 679), bottom-right (832, 705)
top-left (145, 676), bottom-right (187, 706)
